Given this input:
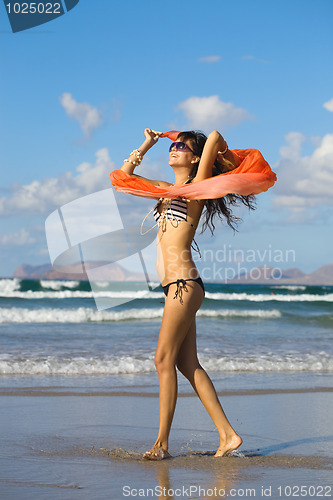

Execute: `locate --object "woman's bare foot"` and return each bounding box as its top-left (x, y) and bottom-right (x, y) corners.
top-left (143, 446), bottom-right (172, 460)
top-left (214, 434), bottom-right (243, 457)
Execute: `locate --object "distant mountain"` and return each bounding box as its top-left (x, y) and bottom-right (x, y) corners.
top-left (13, 262), bottom-right (149, 282)
top-left (229, 264), bottom-right (333, 285)
top-left (12, 262), bottom-right (333, 285)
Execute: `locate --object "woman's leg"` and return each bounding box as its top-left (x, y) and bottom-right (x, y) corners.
top-left (176, 319), bottom-right (242, 457)
top-left (143, 282), bottom-right (204, 460)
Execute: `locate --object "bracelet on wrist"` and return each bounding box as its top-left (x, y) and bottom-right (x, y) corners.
top-left (124, 148), bottom-right (143, 167)
top-left (218, 143), bottom-right (228, 156)
top-left (131, 149), bottom-right (143, 163)
top-left (124, 158), bottom-right (140, 166)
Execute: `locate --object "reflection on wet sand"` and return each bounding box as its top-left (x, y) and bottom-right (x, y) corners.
top-left (91, 446), bottom-right (332, 500)
top-left (152, 456), bottom-right (238, 500)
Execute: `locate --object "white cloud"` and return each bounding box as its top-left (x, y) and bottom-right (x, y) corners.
top-left (273, 132), bottom-right (333, 217)
top-left (323, 98), bottom-right (333, 112)
top-left (0, 149), bottom-right (116, 216)
top-left (60, 92), bottom-right (103, 138)
top-left (198, 55), bottom-right (221, 63)
top-left (242, 55), bottom-right (270, 64)
top-left (0, 228), bottom-right (35, 246)
top-left (177, 95), bottom-right (252, 131)
top-left (279, 132), bottom-right (306, 161)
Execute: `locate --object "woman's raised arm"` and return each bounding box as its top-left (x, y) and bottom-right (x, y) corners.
top-left (193, 130), bottom-right (240, 182)
top-left (120, 128), bottom-right (170, 187)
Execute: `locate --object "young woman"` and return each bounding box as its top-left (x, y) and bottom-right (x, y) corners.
top-left (111, 128), bottom-right (273, 460)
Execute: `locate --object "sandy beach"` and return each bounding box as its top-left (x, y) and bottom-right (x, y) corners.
top-left (1, 385), bottom-right (332, 500)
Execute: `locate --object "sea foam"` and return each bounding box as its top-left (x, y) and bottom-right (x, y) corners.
top-left (0, 307), bottom-right (282, 324)
top-left (0, 352), bottom-right (331, 375)
top-left (205, 292), bottom-right (333, 302)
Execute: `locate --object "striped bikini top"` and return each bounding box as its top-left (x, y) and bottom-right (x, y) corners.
top-left (153, 198), bottom-right (194, 228)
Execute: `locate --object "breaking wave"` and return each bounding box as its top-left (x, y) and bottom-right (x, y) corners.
top-left (1, 352), bottom-right (331, 375)
top-left (0, 307), bottom-right (282, 324)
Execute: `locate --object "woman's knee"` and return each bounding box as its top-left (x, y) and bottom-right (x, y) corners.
top-left (154, 352), bottom-right (176, 374)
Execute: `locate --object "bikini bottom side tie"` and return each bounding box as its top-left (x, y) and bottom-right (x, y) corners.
top-left (162, 277), bottom-right (205, 305)
top-left (173, 279), bottom-right (188, 304)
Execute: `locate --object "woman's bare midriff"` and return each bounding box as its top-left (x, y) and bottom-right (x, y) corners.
top-left (156, 220), bottom-right (200, 285)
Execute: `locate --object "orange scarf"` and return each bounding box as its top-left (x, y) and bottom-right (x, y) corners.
top-left (110, 131), bottom-right (277, 200)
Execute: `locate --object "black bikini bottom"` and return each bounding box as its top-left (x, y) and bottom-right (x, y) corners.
top-left (162, 277), bottom-right (205, 303)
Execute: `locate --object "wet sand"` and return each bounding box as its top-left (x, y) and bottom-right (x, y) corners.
top-left (1, 388), bottom-right (332, 499)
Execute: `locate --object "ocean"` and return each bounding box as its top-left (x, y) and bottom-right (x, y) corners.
top-left (1, 278), bottom-right (332, 393)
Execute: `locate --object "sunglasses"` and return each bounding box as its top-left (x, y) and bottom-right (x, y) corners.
top-left (169, 141), bottom-right (194, 154)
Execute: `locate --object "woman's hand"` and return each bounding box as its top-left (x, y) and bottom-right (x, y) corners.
top-left (144, 128), bottom-right (162, 146)
top-left (121, 128), bottom-right (162, 175)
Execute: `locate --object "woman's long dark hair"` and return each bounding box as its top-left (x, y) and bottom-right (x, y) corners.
top-left (176, 131), bottom-right (256, 233)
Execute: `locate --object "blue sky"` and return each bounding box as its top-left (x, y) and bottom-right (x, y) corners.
top-left (1, 0), bottom-right (333, 278)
